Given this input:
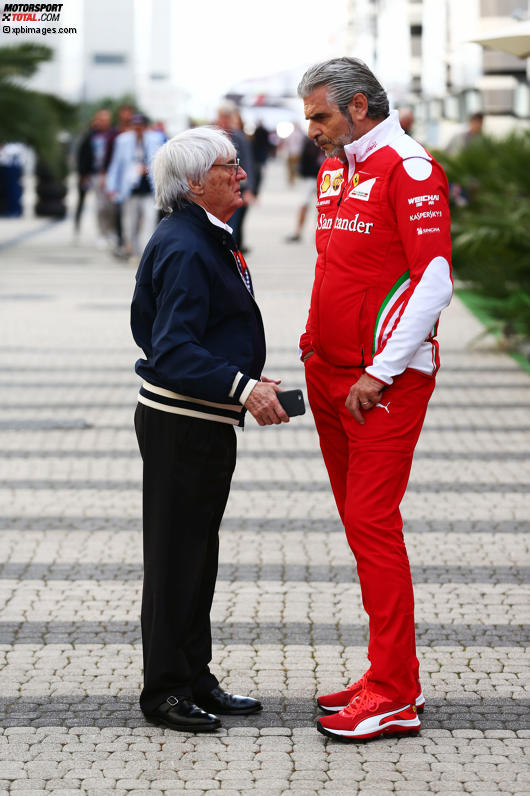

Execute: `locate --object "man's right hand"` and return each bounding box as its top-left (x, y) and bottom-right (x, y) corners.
top-left (244, 382), bottom-right (289, 426)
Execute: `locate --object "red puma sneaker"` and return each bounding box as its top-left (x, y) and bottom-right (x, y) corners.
top-left (317, 688), bottom-right (421, 742)
top-left (317, 673), bottom-right (425, 713)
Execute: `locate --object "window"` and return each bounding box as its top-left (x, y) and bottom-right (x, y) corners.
top-left (92, 53), bottom-right (127, 65)
top-left (411, 24), bottom-right (422, 58)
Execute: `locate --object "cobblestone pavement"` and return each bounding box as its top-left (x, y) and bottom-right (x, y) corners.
top-left (0, 161), bottom-right (529, 794)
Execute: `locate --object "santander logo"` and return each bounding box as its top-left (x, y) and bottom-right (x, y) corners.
top-left (317, 213), bottom-right (374, 234)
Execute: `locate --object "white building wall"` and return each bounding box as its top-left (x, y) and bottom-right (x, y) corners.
top-left (447, 0), bottom-right (482, 92)
top-left (136, 0), bottom-right (189, 133)
top-left (375, 0), bottom-right (412, 103)
top-left (344, 0), bottom-right (529, 146)
top-left (345, 0), bottom-right (377, 68)
top-left (81, 0), bottom-right (136, 101)
top-left (421, 0), bottom-right (448, 99)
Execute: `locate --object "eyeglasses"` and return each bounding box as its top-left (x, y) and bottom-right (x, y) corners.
top-left (211, 158), bottom-right (241, 173)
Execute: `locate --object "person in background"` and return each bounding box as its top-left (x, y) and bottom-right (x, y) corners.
top-left (298, 57), bottom-right (453, 743)
top-left (74, 109), bottom-right (113, 244)
top-left (284, 122), bottom-right (305, 185)
top-left (216, 101), bottom-right (256, 251)
top-left (104, 104), bottom-right (135, 168)
top-left (106, 114), bottom-right (163, 258)
top-left (446, 112), bottom-right (484, 155)
top-left (445, 112), bottom-right (485, 205)
top-left (251, 120), bottom-right (271, 197)
top-left (150, 120), bottom-right (168, 143)
top-left (398, 107), bottom-right (415, 135)
top-left (285, 135), bottom-right (325, 243)
top-left (150, 121), bottom-right (170, 223)
top-left (104, 104), bottom-right (136, 255)
top-left (131, 126), bottom-right (288, 732)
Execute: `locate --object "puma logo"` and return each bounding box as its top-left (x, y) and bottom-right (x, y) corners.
top-left (375, 401), bottom-right (391, 414)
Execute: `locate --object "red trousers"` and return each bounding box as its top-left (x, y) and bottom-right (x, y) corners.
top-left (305, 353), bottom-right (435, 703)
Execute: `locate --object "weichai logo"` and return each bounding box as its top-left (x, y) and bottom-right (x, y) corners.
top-left (2, 3), bottom-right (63, 22)
top-left (408, 194), bottom-right (439, 208)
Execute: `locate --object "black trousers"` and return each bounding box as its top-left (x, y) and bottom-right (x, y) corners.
top-left (74, 179), bottom-right (88, 231)
top-left (134, 403), bottom-right (237, 712)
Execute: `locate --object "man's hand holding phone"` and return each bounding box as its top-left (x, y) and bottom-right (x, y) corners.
top-left (244, 378), bottom-right (306, 425)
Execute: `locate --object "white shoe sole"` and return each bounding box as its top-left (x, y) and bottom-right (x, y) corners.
top-left (317, 717), bottom-right (421, 742)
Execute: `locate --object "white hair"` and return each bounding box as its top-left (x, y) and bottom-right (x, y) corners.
top-left (152, 126), bottom-right (236, 212)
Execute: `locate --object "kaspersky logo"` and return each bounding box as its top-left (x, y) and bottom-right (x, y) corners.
top-left (410, 210), bottom-right (442, 221)
top-left (408, 194), bottom-right (439, 208)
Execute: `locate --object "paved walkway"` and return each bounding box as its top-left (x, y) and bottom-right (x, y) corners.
top-left (0, 160), bottom-right (528, 794)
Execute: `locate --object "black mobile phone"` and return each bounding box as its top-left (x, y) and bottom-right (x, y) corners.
top-left (277, 389), bottom-right (306, 417)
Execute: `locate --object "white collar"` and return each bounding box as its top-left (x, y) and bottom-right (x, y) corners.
top-left (204, 209), bottom-right (233, 235)
top-left (344, 110), bottom-right (404, 179)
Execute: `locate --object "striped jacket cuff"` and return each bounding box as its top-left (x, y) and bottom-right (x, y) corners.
top-left (229, 371), bottom-right (257, 404)
top-left (239, 378), bottom-right (258, 405)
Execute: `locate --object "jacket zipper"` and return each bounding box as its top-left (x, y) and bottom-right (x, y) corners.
top-left (319, 175), bottom-right (366, 369)
top-left (318, 179), bottom-right (345, 358)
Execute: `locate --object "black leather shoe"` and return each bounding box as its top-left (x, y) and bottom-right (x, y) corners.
top-left (194, 687), bottom-right (262, 715)
top-left (143, 696), bottom-right (221, 732)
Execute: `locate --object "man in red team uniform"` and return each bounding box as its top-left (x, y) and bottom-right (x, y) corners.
top-left (298, 58), bottom-right (453, 742)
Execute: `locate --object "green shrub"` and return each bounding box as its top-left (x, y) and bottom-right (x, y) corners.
top-left (434, 131), bottom-right (530, 337)
top-left (0, 43), bottom-right (76, 176)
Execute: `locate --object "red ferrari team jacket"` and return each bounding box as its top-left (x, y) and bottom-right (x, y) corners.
top-left (299, 111), bottom-right (453, 385)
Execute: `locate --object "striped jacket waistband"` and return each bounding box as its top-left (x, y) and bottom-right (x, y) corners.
top-left (138, 381), bottom-right (244, 426)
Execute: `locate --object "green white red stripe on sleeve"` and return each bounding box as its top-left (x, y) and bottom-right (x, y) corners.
top-left (365, 256), bottom-right (453, 385)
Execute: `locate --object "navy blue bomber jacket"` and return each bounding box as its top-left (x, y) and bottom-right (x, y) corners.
top-left (131, 202), bottom-right (266, 426)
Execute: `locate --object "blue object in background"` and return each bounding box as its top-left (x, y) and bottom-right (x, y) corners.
top-left (0, 144), bottom-right (25, 217)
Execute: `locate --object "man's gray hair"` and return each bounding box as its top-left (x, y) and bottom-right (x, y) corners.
top-left (152, 126), bottom-right (236, 212)
top-left (298, 57), bottom-right (389, 120)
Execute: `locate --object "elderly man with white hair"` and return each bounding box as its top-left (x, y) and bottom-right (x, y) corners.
top-left (131, 126), bottom-right (289, 732)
